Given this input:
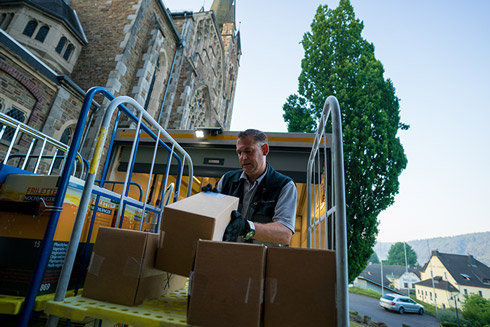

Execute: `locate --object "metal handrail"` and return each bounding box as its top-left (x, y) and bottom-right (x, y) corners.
top-left (0, 112), bottom-right (87, 178)
top-left (95, 179), bottom-right (144, 202)
top-left (306, 95), bottom-right (349, 327)
top-left (44, 93), bottom-right (193, 327)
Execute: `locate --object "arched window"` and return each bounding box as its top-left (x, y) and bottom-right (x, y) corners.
top-left (22, 20), bottom-right (38, 37)
top-left (2, 107), bottom-right (26, 141)
top-left (35, 25), bottom-right (49, 42)
top-left (0, 13), bottom-right (14, 30)
top-left (55, 37), bottom-right (66, 54)
top-left (63, 44), bottom-right (73, 61)
top-left (60, 126), bottom-right (72, 145)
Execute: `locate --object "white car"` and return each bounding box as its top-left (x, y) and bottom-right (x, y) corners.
top-left (379, 294), bottom-right (424, 315)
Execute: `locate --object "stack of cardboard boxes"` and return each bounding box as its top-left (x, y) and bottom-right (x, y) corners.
top-left (83, 192), bottom-right (337, 326)
top-left (83, 192), bottom-right (238, 305)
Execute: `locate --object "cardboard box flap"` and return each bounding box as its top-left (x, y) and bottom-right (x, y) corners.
top-left (165, 192), bottom-right (238, 218)
top-left (156, 193), bottom-right (238, 276)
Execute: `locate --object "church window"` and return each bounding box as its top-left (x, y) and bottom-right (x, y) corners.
top-left (1, 13), bottom-right (14, 30)
top-left (63, 44), bottom-right (74, 61)
top-left (23, 20), bottom-right (38, 37)
top-left (2, 106), bottom-right (26, 141)
top-left (35, 25), bottom-right (49, 42)
top-left (55, 37), bottom-right (67, 54)
top-left (0, 13), bottom-right (14, 30)
top-left (60, 126), bottom-right (72, 145)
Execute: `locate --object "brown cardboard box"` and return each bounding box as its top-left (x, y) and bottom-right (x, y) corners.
top-left (187, 240), bottom-right (266, 327)
top-left (156, 192), bottom-right (238, 276)
top-left (264, 247), bottom-right (337, 327)
top-left (83, 227), bottom-right (166, 306)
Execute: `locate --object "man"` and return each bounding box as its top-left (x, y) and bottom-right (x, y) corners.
top-left (203, 129), bottom-right (297, 246)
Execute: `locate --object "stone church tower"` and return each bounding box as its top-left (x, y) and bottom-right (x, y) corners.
top-left (164, 0), bottom-right (240, 130)
top-left (0, 0), bottom-right (241, 157)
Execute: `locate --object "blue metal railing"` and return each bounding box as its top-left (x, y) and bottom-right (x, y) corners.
top-left (0, 111), bottom-right (87, 178)
top-left (18, 87), bottom-right (193, 326)
top-left (42, 91), bottom-right (193, 327)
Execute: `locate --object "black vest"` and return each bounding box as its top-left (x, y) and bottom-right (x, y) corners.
top-left (220, 165), bottom-right (293, 224)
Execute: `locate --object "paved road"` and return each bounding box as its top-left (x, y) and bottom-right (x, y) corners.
top-left (349, 293), bottom-right (441, 327)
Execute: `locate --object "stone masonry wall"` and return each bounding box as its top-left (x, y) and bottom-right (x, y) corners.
top-left (69, 0), bottom-right (139, 95)
top-left (0, 56), bottom-right (55, 131)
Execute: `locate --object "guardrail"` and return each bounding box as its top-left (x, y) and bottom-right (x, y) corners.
top-left (0, 111), bottom-right (87, 178)
top-left (44, 92), bottom-right (193, 327)
top-left (306, 95), bottom-right (349, 327)
top-left (17, 87), bottom-right (193, 327)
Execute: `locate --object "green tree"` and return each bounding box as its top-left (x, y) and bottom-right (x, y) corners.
top-left (386, 242), bottom-right (417, 266)
top-left (283, 0), bottom-right (408, 281)
top-left (368, 251), bottom-right (380, 264)
top-left (462, 294), bottom-right (490, 326)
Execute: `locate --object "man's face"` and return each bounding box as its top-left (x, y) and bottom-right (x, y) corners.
top-left (236, 136), bottom-right (268, 179)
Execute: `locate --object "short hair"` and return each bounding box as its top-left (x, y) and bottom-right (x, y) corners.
top-left (238, 129), bottom-right (268, 145)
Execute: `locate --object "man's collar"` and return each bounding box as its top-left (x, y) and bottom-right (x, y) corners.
top-left (240, 164), bottom-right (269, 184)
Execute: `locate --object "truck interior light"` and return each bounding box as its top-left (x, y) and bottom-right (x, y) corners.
top-left (194, 127), bottom-right (223, 137)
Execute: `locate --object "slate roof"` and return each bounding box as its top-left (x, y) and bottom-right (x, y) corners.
top-left (0, 0), bottom-right (87, 43)
top-left (359, 264), bottom-right (391, 286)
top-left (430, 251), bottom-right (490, 289)
top-left (357, 264), bottom-right (404, 295)
top-left (380, 264), bottom-right (419, 279)
top-left (415, 276), bottom-right (459, 293)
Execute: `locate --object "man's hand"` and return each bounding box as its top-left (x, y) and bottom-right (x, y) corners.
top-left (201, 183), bottom-right (218, 193)
top-left (223, 210), bottom-right (249, 242)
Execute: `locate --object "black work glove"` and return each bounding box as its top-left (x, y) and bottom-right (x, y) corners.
top-left (201, 183), bottom-right (218, 193)
top-left (223, 210), bottom-right (249, 242)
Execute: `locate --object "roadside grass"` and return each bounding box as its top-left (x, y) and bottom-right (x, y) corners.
top-left (349, 286), bottom-right (382, 299)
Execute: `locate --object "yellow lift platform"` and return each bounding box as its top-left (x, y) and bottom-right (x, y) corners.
top-left (0, 290), bottom-right (77, 315)
top-left (44, 288), bottom-right (188, 327)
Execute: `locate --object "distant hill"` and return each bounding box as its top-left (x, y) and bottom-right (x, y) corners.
top-left (375, 231), bottom-right (490, 267)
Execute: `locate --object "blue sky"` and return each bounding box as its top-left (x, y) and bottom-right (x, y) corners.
top-left (164, 0), bottom-right (490, 243)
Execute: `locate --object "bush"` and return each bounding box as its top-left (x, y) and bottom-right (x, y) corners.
top-left (437, 309), bottom-right (472, 327)
top-left (462, 294), bottom-right (490, 327)
top-left (441, 323), bottom-right (458, 327)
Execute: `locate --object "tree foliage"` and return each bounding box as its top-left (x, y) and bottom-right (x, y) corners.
top-left (283, 0), bottom-right (408, 281)
top-left (462, 294), bottom-right (490, 327)
top-left (386, 242), bottom-right (417, 266)
top-left (368, 251), bottom-right (380, 264)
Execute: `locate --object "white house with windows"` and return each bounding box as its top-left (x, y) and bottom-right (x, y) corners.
top-left (354, 263), bottom-right (420, 295)
top-left (415, 251), bottom-right (490, 309)
top-left (382, 264), bottom-right (421, 293)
